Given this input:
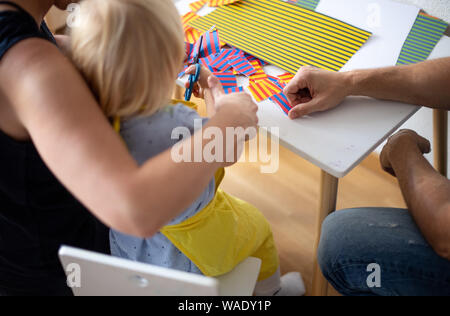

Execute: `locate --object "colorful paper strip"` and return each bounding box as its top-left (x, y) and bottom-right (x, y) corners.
top-left (224, 86), bottom-right (245, 94)
top-left (213, 72), bottom-right (238, 87)
top-left (397, 12), bottom-right (448, 65)
top-left (269, 92), bottom-right (292, 115)
top-left (248, 78), bottom-right (283, 102)
top-left (189, 0), bottom-right (207, 12)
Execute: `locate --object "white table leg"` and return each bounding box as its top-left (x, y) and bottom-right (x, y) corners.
top-left (312, 170), bottom-right (339, 296)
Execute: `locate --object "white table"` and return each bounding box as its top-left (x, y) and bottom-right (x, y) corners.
top-left (175, 0), bottom-right (450, 296)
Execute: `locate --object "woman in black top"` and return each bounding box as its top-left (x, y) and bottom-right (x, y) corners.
top-left (0, 0), bottom-right (259, 296)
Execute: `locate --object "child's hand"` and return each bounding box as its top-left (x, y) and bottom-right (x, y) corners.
top-left (184, 65), bottom-right (214, 99)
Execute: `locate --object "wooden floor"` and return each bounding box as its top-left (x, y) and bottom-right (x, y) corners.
top-left (221, 135), bottom-right (406, 296)
top-left (183, 95), bottom-right (407, 296)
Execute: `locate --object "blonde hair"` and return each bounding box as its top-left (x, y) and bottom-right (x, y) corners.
top-left (70, 0), bottom-right (185, 118)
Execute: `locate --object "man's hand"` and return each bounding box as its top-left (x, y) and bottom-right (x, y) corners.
top-left (283, 66), bottom-right (351, 119)
top-left (380, 130), bottom-right (431, 177)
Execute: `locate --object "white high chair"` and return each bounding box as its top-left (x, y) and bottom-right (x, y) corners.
top-left (59, 246), bottom-right (261, 296)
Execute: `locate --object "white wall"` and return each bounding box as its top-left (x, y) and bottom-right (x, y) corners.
top-left (377, 0), bottom-right (450, 175)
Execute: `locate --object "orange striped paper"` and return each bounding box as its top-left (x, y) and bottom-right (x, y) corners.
top-left (278, 72), bottom-right (294, 85)
top-left (189, 0), bottom-right (207, 12)
top-left (181, 11), bottom-right (199, 31)
top-left (185, 27), bottom-right (201, 44)
top-left (248, 78), bottom-right (283, 102)
top-left (208, 0), bottom-right (242, 7)
top-left (248, 59), bottom-right (268, 82)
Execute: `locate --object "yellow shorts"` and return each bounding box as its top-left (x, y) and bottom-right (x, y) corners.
top-left (161, 186), bottom-right (279, 281)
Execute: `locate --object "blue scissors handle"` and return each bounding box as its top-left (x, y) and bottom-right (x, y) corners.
top-left (184, 63), bottom-right (201, 101)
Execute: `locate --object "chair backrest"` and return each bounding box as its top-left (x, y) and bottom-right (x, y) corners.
top-left (59, 246), bottom-right (219, 296)
top-left (59, 246), bottom-right (262, 296)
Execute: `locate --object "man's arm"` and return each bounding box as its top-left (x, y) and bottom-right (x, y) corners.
top-left (285, 58), bottom-right (450, 118)
top-left (348, 58), bottom-right (450, 110)
top-left (381, 130), bottom-right (450, 260)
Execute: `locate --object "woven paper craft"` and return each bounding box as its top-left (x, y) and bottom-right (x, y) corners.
top-left (397, 12), bottom-right (448, 65)
top-left (190, 0), bottom-right (371, 73)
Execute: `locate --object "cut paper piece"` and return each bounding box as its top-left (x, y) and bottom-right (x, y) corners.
top-left (200, 56), bottom-right (218, 72)
top-left (224, 86), bottom-right (244, 94)
top-left (178, 64), bottom-right (189, 78)
top-left (189, 0), bottom-right (207, 12)
top-left (194, 29), bottom-right (221, 58)
top-left (245, 53), bottom-right (269, 66)
top-left (213, 72), bottom-right (238, 88)
top-left (267, 75), bottom-right (285, 89)
top-left (181, 11), bottom-right (199, 31)
top-left (185, 27), bottom-right (201, 44)
top-left (248, 58), bottom-right (268, 82)
top-left (397, 12), bottom-right (448, 65)
top-left (187, 30), bottom-right (222, 63)
top-left (269, 92), bottom-right (292, 115)
top-left (227, 55), bottom-right (257, 76)
top-left (248, 78), bottom-right (283, 102)
top-left (190, 0), bottom-right (371, 73)
top-left (210, 48), bottom-right (240, 70)
top-left (286, 0), bottom-right (320, 11)
top-left (249, 72), bottom-right (269, 82)
top-left (185, 42), bottom-right (194, 59)
top-left (208, 0), bottom-right (242, 7)
top-left (278, 72), bottom-right (295, 84)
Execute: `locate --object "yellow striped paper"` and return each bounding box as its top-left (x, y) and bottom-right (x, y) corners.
top-left (190, 0), bottom-right (371, 73)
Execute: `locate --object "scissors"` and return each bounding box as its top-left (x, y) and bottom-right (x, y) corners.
top-left (184, 36), bottom-right (203, 101)
top-left (184, 25), bottom-right (216, 101)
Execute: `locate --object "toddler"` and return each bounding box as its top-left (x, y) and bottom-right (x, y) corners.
top-left (70, 0), bottom-right (304, 296)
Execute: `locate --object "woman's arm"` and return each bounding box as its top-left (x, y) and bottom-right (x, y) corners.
top-left (380, 130), bottom-right (450, 260)
top-left (284, 58), bottom-right (450, 119)
top-left (0, 39), bottom-right (258, 237)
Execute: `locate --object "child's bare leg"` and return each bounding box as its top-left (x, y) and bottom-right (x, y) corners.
top-left (254, 268), bottom-right (305, 296)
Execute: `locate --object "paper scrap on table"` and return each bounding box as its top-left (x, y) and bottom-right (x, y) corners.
top-left (248, 78), bottom-right (284, 102)
top-left (316, 0), bottom-right (420, 70)
top-left (224, 86), bottom-right (244, 94)
top-left (213, 72), bottom-right (238, 88)
top-left (189, 0), bottom-right (207, 12)
top-left (397, 12), bottom-right (448, 65)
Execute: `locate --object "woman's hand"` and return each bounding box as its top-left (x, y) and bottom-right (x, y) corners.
top-left (205, 83), bottom-right (259, 166)
top-left (284, 66), bottom-right (352, 119)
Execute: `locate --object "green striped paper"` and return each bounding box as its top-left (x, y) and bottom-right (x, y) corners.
top-left (397, 13), bottom-right (448, 65)
top-left (286, 0), bottom-right (320, 11)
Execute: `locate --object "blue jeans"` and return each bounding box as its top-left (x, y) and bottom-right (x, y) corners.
top-left (318, 208), bottom-right (450, 296)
